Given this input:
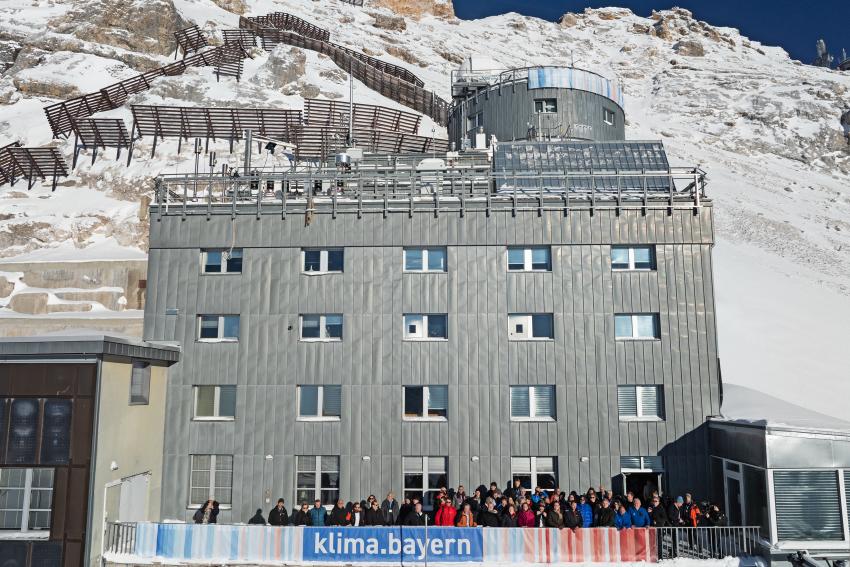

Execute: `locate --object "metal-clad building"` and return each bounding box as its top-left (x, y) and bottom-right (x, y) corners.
top-left (448, 67), bottom-right (626, 148)
top-left (142, 138), bottom-right (718, 521)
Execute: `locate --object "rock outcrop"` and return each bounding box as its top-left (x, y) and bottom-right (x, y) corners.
top-left (369, 0), bottom-right (454, 20)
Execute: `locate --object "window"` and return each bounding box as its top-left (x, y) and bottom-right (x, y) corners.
top-left (0, 399), bottom-right (72, 466)
top-left (508, 314), bottom-right (554, 340)
top-left (193, 386), bottom-right (237, 420)
top-left (403, 456), bottom-right (447, 510)
top-left (189, 454), bottom-right (232, 506)
top-left (197, 315), bottom-right (240, 342)
top-left (403, 386), bottom-right (448, 420)
top-left (774, 471), bottom-right (844, 541)
top-left (297, 386), bottom-right (342, 420)
top-left (8, 399), bottom-right (39, 464)
top-left (0, 468), bottom-right (54, 533)
top-left (300, 314), bottom-right (343, 341)
top-left (620, 456), bottom-right (664, 471)
top-left (615, 314), bottom-right (660, 340)
top-left (129, 362), bottom-right (151, 405)
top-left (603, 108), bottom-right (616, 126)
top-left (303, 248), bottom-right (344, 274)
top-left (40, 400), bottom-right (71, 465)
top-left (295, 456), bottom-right (339, 506)
top-left (202, 249), bottom-right (242, 274)
top-left (511, 457), bottom-right (557, 490)
top-left (534, 99), bottom-right (557, 113)
top-left (466, 113), bottom-right (483, 132)
top-left (507, 247), bottom-right (551, 271)
top-left (510, 386), bottom-right (555, 421)
top-left (403, 314), bottom-right (448, 340)
top-left (617, 385), bottom-right (664, 420)
top-left (611, 246), bottom-right (655, 271)
top-left (403, 248), bottom-right (447, 273)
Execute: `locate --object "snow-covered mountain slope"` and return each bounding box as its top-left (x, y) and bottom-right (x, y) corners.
top-left (1, 0), bottom-right (849, 419)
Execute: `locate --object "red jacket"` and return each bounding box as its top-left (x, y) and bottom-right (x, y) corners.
top-left (517, 509), bottom-right (536, 528)
top-left (435, 504), bottom-right (457, 526)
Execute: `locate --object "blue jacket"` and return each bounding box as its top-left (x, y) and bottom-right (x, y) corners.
top-left (629, 506), bottom-right (651, 528)
top-left (615, 510), bottom-right (632, 529)
top-left (578, 503), bottom-right (593, 528)
top-left (309, 506), bottom-right (327, 527)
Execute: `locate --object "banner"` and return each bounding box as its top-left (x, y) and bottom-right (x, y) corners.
top-left (302, 527), bottom-right (483, 563)
top-left (130, 524), bottom-right (656, 564)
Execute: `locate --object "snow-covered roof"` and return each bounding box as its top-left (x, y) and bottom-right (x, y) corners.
top-left (0, 331), bottom-right (180, 363)
top-left (716, 383), bottom-right (850, 434)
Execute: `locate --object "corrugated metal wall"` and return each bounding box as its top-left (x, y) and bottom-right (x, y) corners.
top-left (448, 83), bottom-right (626, 148)
top-left (144, 205), bottom-right (718, 522)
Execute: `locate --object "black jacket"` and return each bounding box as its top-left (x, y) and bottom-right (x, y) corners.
top-left (405, 511), bottom-right (428, 526)
top-left (398, 504), bottom-right (413, 524)
top-left (500, 513), bottom-right (518, 527)
top-left (328, 506), bottom-right (348, 526)
top-left (545, 511), bottom-right (565, 529)
top-left (248, 510), bottom-right (266, 525)
top-left (193, 503), bottom-right (219, 524)
top-left (268, 506), bottom-right (289, 526)
top-left (290, 510), bottom-right (312, 526)
top-left (563, 508), bottom-right (581, 529)
top-left (650, 506), bottom-right (670, 527)
top-left (594, 507), bottom-right (616, 527)
top-left (381, 499), bottom-right (400, 525)
top-left (666, 504), bottom-right (685, 526)
top-left (364, 507), bottom-right (385, 526)
top-left (477, 509), bottom-right (500, 528)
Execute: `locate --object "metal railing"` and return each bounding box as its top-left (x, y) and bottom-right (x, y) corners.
top-left (658, 526), bottom-right (762, 560)
top-left (104, 522), bottom-right (137, 555)
top-left (152, 165), bottom-right (707, 216)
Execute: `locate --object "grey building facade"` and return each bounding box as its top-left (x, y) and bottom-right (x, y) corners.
top-left (143, 164), bottom-right (719, 521)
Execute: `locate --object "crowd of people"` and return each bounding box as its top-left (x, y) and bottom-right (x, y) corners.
top-left (196, 480), bottom-right (728, 530)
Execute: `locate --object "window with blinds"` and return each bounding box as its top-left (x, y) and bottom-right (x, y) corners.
top-left (510, 386), bottom-right (555, 420)
top-left (773, 470), bottom-right (844, 541)
top-left (620, 456), bottom-right (664, 471)
top-left (297, 386), bottom-right (342, 420)
top-left (403, 386), bottom-right (448, 420)
top-left (617, 385), bottom-right (664, 420)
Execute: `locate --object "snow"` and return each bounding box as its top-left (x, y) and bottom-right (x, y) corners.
top-left (1, 0), bottom-right (850, 421)
top-left (0, 237), bottom-right (147, 262)
top-left (719, 383), bottom-right (850, 432)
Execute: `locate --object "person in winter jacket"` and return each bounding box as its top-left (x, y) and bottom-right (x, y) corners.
top-left (381, 492), bottom-right (400, 525)
top-left (452, 486), bottom-right (468, 509)
top-left (248, 509), bottom-right (266, 525)
top-left (682, 494), bottom-right (698, 527)
top-left (667, 496), bottom-right (686, 527)
top-left (364, 500), bottom-right (385, 526)
top-left (545, 502), bottom-right (566, 529)
top-left (398, 498), bottom-right (413, 525)
top-left (594, 497), bottom-right (616, 527)
top-left (435, 498), bottom-right (457, 526)
top-left (291, 503), bottom-right (313, 526)
top-left (348, 502), bottom-right (365, 526)
top-left (500, 504), bottom-right (519, 527)
top-left (629, 498), bottom-right (651, 527)
top-left (309, 500), bottom-right (327, 526)
top-left (703, 504), bottom-right (727, 527)
top-left (649, 496), bottom-right (670, 527)
top-left (578, 496), bottom-right (593, 528)
top-left (504, 479), bottom-right (523, 502)
top-left (405, 501), bottom-right (428, 526)
top-left (534, 502), bottom-right (548, 527)
top-left (268, 498), bottom-right (289, 526)
top-left (614, 502), bottom-right (632, 529)
top-left (517, 501), bottom-right (535, 527)
top-left (193, 500), bottom-right (219, 524)
top-left (477, 498), bottom-right (501, 527)
top-left (563, 500), bottom-right (581, 529)
top-left (456, 502), bottom-right (477, 527)
top-left (328, 500), bottom-right (348, 526)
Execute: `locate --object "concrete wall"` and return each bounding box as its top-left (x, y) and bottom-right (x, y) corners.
top-left (448, 82), bottom-right (626, 148)
top-left (89, 361), bottom-right (168, 567)
top-left (144, 205), bottom-right (719, 522)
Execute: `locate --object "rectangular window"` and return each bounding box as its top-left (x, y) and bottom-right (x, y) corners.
top-left (0, 468), bottom-right (54, 532)
top-left (614, 314), bottom-right (660, 340)
top-left (300, 314), bottom-right (343, 341)
top-left (507, 247), bottom-right (551, 272)
top-left (201, 249), bottom-right (243, 274)
top-left (611, 246), bottom-right (655, 271)
top-left (511, 457), bottom-right (557, 491)
top-left (403, 456), bottom-right (447, 510)
top-left (303, 248), bottom-right (344, 274)
top-left (466, 113), bottom-right (483, 131)
top-left (508, 313), bottom-right (554, 340)
top-left (197, 315), bottom-right (240, 342)
top-left (295, 456), bottom-right (340, 506)
top-left (8, 399), bottom-right (40, 464)
top-left (603, 108), bottom-right (616, 126)
top-left (773, 470), bottom-right (844, 541)
top-left (620, 456), bottom-right (664, 471)
top-left (534, 99), bottom-right (557, 113)
top-left (129, 362), bottom-right (151, 405)
top-left (510, 386), bottom-right (555, 420)
top-left (403, 248), bottom-right (447, 273)
top-left (193, 386), bottom-right (237, 420)
top-left (297, 386), bottom-right (342, 420)
top-left (189, 454), bottom-right (233, 506)
top-left (40, 400), bottom-right (72, 465)
top-left (403, 314), bottom-right (448, 340)
top-left (403, 386), bottom-right (448, 420)
top-left (617, 385), bottom-right (664, 420)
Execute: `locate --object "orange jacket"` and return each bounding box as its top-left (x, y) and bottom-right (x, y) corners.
top-left (456, 511), bottom-right (477, 527)
top-left (689, 505), bottom-right (701, 527)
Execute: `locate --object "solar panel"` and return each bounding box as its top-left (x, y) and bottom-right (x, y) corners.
top-left (492, 141), bottom-right (672, 193)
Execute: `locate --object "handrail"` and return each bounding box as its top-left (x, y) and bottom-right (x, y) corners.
top-left (658, 526), bottom-right (762, 560)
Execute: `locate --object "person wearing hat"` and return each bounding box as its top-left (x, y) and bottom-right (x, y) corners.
top-left (667, 496), bottom-right (686, 527)
top-left (248, 508), bottom-right (267, 525)
top-left (268, 498), bottom-right (289, 526)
